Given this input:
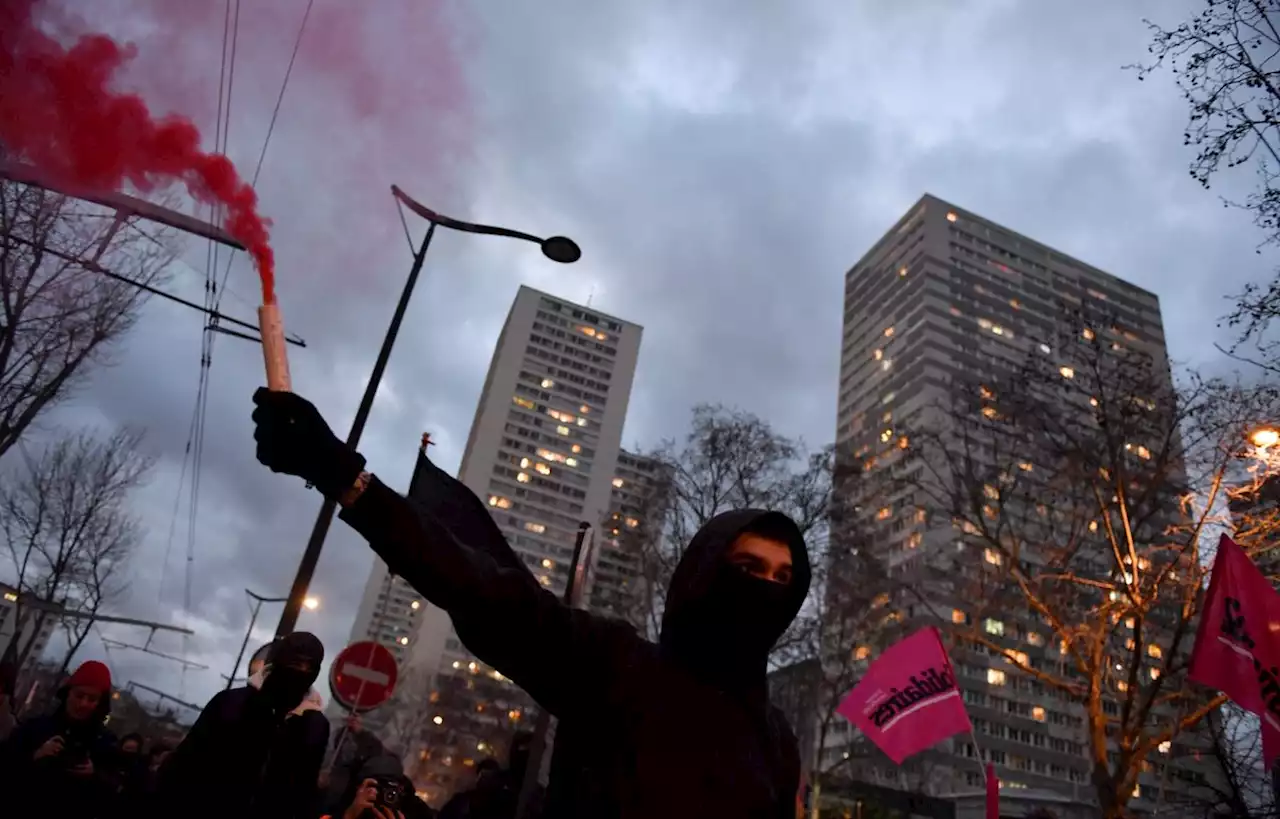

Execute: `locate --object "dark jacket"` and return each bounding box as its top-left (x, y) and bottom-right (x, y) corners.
top-left (150, 685), bottom-right (330, 819)
top-left (340, 475), bottom-right (810, 819)
top-left (0, 692), bottom-right (120, 818)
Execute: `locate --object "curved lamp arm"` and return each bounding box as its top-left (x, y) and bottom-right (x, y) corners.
top-left (391, 185), bottom-right (580, 264)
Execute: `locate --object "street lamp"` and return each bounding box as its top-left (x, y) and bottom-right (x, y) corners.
top-left (228, 589), bottom-right (318, 690)
top-left (1250, 426), bottom-right (1280, 450)
top-left (274, 188), bottom-right (581, 639)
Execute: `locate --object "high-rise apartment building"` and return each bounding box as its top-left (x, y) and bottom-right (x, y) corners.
top-left (345, 285), bottom-right (646, 802)
top-left (830, 195), bottom-right (1212, 810)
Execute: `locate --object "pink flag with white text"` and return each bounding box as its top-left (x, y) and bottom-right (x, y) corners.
top-left (836, 626), bottom-right (972, 764)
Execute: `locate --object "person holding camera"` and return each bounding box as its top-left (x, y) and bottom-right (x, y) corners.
top-left (322, 754), bottom-right (435, 819)
top-left (0, 660), bottom-right (120, 818)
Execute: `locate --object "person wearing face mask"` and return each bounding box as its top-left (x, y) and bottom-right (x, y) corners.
top-left (251, 390), bottom-right (810, 819)
top-left (148, 632), bottom-right (330, 819)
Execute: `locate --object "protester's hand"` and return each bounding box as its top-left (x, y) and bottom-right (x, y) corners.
top-left (252, 388), bottom-right (365, 497)
top-left (33, 735), bottom-right (63, 760)
top-left (67, 758), bottom-right (94, 777)
top-left (343, 779), bottom-right (379, 819)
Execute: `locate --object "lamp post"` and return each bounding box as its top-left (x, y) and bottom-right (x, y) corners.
top-left (274, 188), bottom-right (581, 639)
top-left (229, 590), bottom-right (319, 689)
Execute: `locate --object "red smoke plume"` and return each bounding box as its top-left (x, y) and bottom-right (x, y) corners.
top-left (0, 0), bottom-right (278, 303)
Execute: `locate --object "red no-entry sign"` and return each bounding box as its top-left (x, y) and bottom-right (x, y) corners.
top-left (329, 641), bottom-right (399, 712)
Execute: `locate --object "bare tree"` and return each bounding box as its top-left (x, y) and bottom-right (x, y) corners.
top-left (1161, 704), bottom-right (1278, 818)
top-left (0, 178), bottom-right (173, 460)
top-left (1, 427), bottom-right (153, 667)
top-left (1133, 1), bottom-right (1280, 369)
top-left (621, 404), bottom-right (833, 641)
top-left (886, 306), bottom-right (1280, 818)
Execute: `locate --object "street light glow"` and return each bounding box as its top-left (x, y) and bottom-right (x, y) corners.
top-left (302, 596), bottom-right (320, 611)
top-left (1251, 427), bottom-right (1280, 449)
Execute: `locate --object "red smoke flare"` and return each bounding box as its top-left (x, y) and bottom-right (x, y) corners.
top-left (0, 0), bottom-right (278, 303)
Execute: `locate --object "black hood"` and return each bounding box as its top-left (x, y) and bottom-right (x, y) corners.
top-left (659, 509), bottom-right (810, 691)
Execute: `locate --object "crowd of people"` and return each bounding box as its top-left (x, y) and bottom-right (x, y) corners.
top-left (0, 642), bottom-right (532, 819)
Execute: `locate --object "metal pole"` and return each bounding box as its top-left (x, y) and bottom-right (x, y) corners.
top-left (275, 222), bottom-right (437, 638)
top-left (227, 595), bottom-right (265, 691)
top-left (516, 522), bottom-right (591, 819)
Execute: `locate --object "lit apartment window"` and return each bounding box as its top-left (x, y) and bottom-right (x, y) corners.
top-left (1082, 328), bottom-right (1095, 340)
top-left (488, 495), bottom-right (512, 510)
top-left (612, 478), bottom-right (624, 488)
top-left (1006, 650), bottom-right (1028, 667)
top-left (983, 548), bottom-right (1001, 566)
top-left (907, 532), bottom-right (922, 548)
top-left (946, 211), bottom-right (958, 222)
top-left (516, 472), bottom-right (531, 483)
top-left (897, 436), bottom-right (910, 450)
top-left (978, 318), bottom-right (992, 330)
top-left (984, 618), bottom-right (1004, 636)
top-left (952, 609), bottom-right (966, 624)
top-left (538, 575), bottom-right (551, 586)
top-left (399, 636), bottom-right (410, 645)
top-left (1158, 741), bottom-right (1171, 754)
top-left (541, 558), bottom-right (554, 568)
top-left (986, 669), bottom-right (1006, 686)
top-left (519, 457), bottom-right (531, 468)
top-left (625, 517), bottom-right (639, 528)
top-left (1009, 298), bottom-right (1021, 309)
top-left (898, 266), bottom-right (908, 278)
top-left (1032, 706), bottom-right (1046, 722)
top-left (982, 407), bottom-right (999, 419)
top-left (1038, 343), bottom-right (1051, 354)
top-left (1147, 644), bottom-right (1162, 659)
top-left (1150, 667), bottom-right (1161, 680)
top-left (433, 716), bottom-right (444, 725)
top-left (580, 404), bottom-right (591, 414)
top-left (571, 444), bottom-right (582, 453)
top-left (1027, 632), bottom-right (1043, 646)
top-left (873, 348), bottom-right (884, 361)
top-left (535, 463), bottom-right (552, 476)
top-left (876, 507), bottom-right (892, 521)
top-left (410, 600), bottom-right (420, 610)
top-left (1059, 366), bottom-right (1074, 379)
top-left (1018, 461), bottom-right (1033, 472)
top-left (513, 396), bottom-right (536, 410)
top-left (979, 385), bottom-right (994, 399)
top-left (1088, 520), bottom-right (1098, 533)
top-left (566, 457), bottom-right (579, 467)
top-left (855, 646), bottom-right (872, 660)
top-left (881, 359), bottom-right (893, 372)
top-left (884, 326), bottom-right (895, 338)
top-left (524, 522), bottom-right (546, 534)
top-left (880, 429), bottom-right (893, 443)
top-left (983, 484), bottom-right (999, 500)
top-left (541, 378), bottom-right (555, 388)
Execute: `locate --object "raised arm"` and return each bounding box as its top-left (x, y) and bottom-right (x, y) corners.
top-left (250, 389), bottom-right (639, 715)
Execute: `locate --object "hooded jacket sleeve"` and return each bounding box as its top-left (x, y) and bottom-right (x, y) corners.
top-left (338, 477), bottom-right (641, 716)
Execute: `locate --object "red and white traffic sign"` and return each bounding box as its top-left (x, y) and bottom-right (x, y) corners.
top-left (329, 641), bottom-right (399, 712)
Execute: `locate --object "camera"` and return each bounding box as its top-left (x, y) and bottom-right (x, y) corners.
top-left (61, 737), bottom-right (90, 766)
top-left (373, 777), bottom-right (404, 809)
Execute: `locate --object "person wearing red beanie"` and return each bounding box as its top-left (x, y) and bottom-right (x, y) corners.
top-left (0, 659), bottom-right (121, 817)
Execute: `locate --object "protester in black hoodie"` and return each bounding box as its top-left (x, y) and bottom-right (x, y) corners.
top-left (0, 660), bottom-right (120, 818)
top-left (252, 390), bottom-right (811, 819)
top-left (150, 632), bottom-right (330, 819)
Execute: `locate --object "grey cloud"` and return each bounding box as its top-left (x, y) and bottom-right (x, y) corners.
top-left (23, 0), bottom-right (1275, 710)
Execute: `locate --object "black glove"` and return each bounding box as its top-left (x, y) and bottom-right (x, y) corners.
top-left (252, 388), bottom-right (366, 498)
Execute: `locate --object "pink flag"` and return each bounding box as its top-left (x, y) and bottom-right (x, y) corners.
top-left (837, 626), bottom-right (972, 764)
top-left (1189, 534), bottom-right (1280, 760)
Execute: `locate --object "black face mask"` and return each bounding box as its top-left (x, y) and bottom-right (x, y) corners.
top-left (665, 563), bottom-right (794, 690)
top-left (259, 666), bottom-right (313, 712)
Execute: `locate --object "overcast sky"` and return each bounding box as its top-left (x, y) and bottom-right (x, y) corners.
top-left (17, 0), bottom-right (1275, 712)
